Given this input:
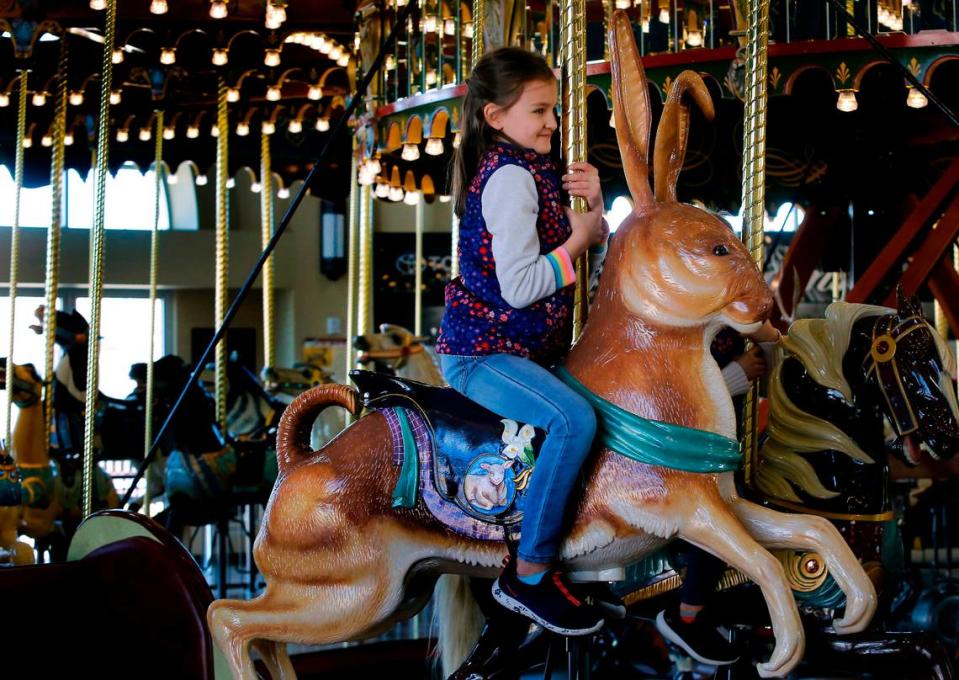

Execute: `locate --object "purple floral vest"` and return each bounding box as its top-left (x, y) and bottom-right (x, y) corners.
top-left (435, 142), bottom-right (573, 366)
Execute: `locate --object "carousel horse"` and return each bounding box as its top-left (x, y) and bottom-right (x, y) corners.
top-left (207, 15), bottom-right (876, 679)
top-left (353, 323), bottom-right (445, 385)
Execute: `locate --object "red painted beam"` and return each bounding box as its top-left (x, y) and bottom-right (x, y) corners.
top-left (881, 191), bottom-right (959, 306)
top-left (928, 258), bottom-right (959, 339)
top-left (847, 158), bottom-right (959, 304)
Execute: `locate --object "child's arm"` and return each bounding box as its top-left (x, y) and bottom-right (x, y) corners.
top-left (483, 165), bottom-right (578, 309)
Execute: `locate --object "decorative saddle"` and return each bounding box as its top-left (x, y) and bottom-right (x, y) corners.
top-left (350, 370), bottom-right (547, 541)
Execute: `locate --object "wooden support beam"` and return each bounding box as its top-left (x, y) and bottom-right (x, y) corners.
top-left (928, 258), bottom-right (959, 339)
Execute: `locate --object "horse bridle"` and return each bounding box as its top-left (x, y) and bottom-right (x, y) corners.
top-left (861, 314), bottom-right (929, 437)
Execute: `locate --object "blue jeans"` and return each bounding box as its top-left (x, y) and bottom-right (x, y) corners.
top-left (440, 353), bottom-right (597, 564)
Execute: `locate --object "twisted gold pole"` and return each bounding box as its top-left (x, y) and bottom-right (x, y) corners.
top-left (357, 185), bottom-right (374, 336)
top-left (472, 0), bottom-right (486, 69)
top-left (83, 0), bottom-right (118, 518)
top-left (344, 142), bottom-right (360, 401)
top-left (44, 44), bottom-right (68, 448)
top-left (414, 196), bottom-right (424, 337)
top-left (739, 0), bottom-right (770, 487)
top-left (561, 0), bottom-right (588, 342)
top-left (261, 131), bottom-right (276, 369)
top-left (215, 80), bottom-right (230, 431)
top-left (142, 110), bottom-right (164, 517)
top-left (4, 71), bottom-right (28, 453)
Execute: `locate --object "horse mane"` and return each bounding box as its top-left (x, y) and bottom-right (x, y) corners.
top-left (757, 301), bottom-right (890, 503)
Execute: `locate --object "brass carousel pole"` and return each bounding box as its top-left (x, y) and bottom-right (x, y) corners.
top-left (472, 0), bottom-right (485, 69)
top-left (414, 195), bottom-right (425, 336)
top-left (214, 79), bottom-right (230, 431)
top-left (83, 0), bottom-right (119, 518)
top-left (560, 0), bottom-right (588, 342)
top-left (344, 140), bottom-right (360, 393)
top-left (357, 180), bottom-right (374, 337)
top-left (739, 0), bottom-right (771, 486)
top-left (261, 131), bottom-right (276, 369)
top-left (43, 44), bottom-right (69, 446)
top-left (142, 110), bottom-right (164, 516)
top-left (4, 71), bottom-right (28, 452)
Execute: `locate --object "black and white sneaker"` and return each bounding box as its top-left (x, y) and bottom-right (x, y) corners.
top-left (655, 607), bottom-right (739, 666)
top-left (492, 562), bottom-right (605, 636)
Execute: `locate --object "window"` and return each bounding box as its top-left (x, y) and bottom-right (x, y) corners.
top-left (0, 163), bottom-right (171, 230)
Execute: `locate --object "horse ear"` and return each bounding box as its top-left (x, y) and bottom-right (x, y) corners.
top-left (896, 284), bottom-right (923, 318)
top-left (609, 10), bottom-right (654, 208)
top-left (653, 71), bottom-right (715, 202)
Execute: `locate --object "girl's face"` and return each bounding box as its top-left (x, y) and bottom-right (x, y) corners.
top-left (483, 78), bottom-right (558, 155)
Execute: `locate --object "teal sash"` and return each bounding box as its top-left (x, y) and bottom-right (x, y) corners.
top-left (391, 408), bottom-right (420, 509)
top-left (555, 367), bottom-right (742, 473)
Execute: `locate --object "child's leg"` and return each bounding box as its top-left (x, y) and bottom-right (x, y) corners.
top-left (445, 353), bottom-right (597, 568)
top-left (679, 544), bottom-right (726, 616)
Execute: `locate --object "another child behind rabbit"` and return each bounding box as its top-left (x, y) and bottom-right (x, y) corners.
top-left (435, 47), bottom-right (610, 636)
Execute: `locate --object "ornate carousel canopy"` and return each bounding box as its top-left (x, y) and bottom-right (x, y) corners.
top-left (0, 0), bottom-right (356, 198)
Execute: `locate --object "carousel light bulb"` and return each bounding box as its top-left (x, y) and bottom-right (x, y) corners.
top-left (160, 47), bottom-right (176, 65)
top-left (444, 18), bottom-right (456, 35)
top-left (0, 92), bottom-right (8, 107)
top-left (22, 136), bottom-right (32, 148)
top-left (89, 0), bottom-right (107, 10)
top-left (836, 89), bottom-right (858, 113)
top-left (186, 124), bottom-right (200, 138)
top-left (389, 185), bottom-right (404, 201)
top-left (250, 181), bottom-right (261, 193)
top-left (330, 45), bottom-right (344, 60)
top-left (906, 86), bottom-right (928, 109)
top-left (262, 120), bottom-right (276, 134)
top-left (401, 143), bottom-right (420, 161)
top-left (196, 174), bottom-right (209, 186)
top-left (439, 194), bottom-right (451, 203)
top-left (210, 124), bottom-right (219, 137)
top-left (368, 157), bottom-right (381, 174)
top-left (315, 117), bottom-right (330, 132)
top-left (264, 48), bottom-right (281, 67)
top-left (266, 85), bottom-right (281, 101)
top-left (226, 177), bottom-right (236, 189)
top-left (425, 137), bottom-right (444, 156)
top-left (139, 127), bottom-right (152, 142)
top-left (69, 90), bottom-right (84, 106)
top-left (112, 48), bottom-right (124, 64)
top-left (464, 22), bottom-right (474, 38)
top-left (110, 89), bottom-right (122, 105)
top-left (288, 119), bottom-right (302, 133)
top-left (227, 87), bottom-right (240, 102)
top-left (209, 1), bottom-right (228, 19)
top-left (212, 48), bottom-right (228, 66)
top-left (32, 91), bottom-right (47, 106)
top-left (41, 133), bottom-right (53, 147)
top-left (236, 121), bottom-right (250, 136)
top-left (357, 169), bottom-right (375, 186)
top-left (318, 37), bottom-right (332, 54)
top-left (403, 190), bottom-right (421, 205)
top-left (265, 12), bottom-right (283, 30)
top-left (64, 130), bottom-right (74, 146)
top-left (308, 84), bottom-right (323, 100)
top-left (615, 0), bottom-right (631, 8)
top-left (659, 7), bottom-right (670, 23)
top-left (337, 54), bottom-right (350, 67)
top-left (385, 54), bottom-right (397, 71)
top-left (116, 128), bottom-right (129, 142)
top-left (452, 131), bottom-right (461, 149)
top-left (150, 0), bottom-right (169, 14)
top-left (277, 186), bottom-right (290, 198)
top-left (423, 15), bottom-right (438, 33)
top-left (686, 29), bottom-right (703, 47)
top-left (642, 17), bottom-right (650, 32)
top-left (426, 69), bottom-right (438, 86)
top-left (375, 181), bottom-right (390, 199)
top-left (163, 125), bottom-right (175, 140)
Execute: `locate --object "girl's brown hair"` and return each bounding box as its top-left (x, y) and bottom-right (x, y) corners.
top-left (450, 47), bottom-right (555, 217)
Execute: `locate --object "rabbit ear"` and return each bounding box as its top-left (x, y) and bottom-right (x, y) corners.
top-left (609, 10), bottom-right (654, 208)
top-left (653, 71), bottom-right (715, 202)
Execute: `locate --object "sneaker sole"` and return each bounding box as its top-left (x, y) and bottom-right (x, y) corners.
top-left (654, 610), bottom-right (739, 666)
top-left (491, 579), bottom-right (605, 637)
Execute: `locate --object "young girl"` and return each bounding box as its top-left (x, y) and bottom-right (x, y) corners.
top-left (435, 47), bottom-right (609, 636)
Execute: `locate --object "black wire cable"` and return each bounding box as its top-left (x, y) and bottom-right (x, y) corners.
top-left (121, 0), bottom-right (419, 506)
top-left (825, 0), bottom-right (959, 129)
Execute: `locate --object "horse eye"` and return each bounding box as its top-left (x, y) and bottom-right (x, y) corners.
top-left (713, 244), bottom-right (730, 256)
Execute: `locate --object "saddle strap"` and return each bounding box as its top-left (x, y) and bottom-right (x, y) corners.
top-left (390, 408), bottom-right (419, 509)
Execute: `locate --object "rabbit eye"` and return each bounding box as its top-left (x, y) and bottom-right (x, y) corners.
top-left (713, 244), bottom-right (730, 256)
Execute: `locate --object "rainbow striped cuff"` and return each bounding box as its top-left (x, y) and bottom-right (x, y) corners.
top-left (546, 246), bottom-right (576, 289)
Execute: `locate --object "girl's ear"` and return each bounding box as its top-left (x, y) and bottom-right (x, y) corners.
top-left (482, 102), bottom-right (501, 131)
top-left (653, 71), bottom-right (714, 202)
top-left (609, 10), bottom-right (654, 209)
